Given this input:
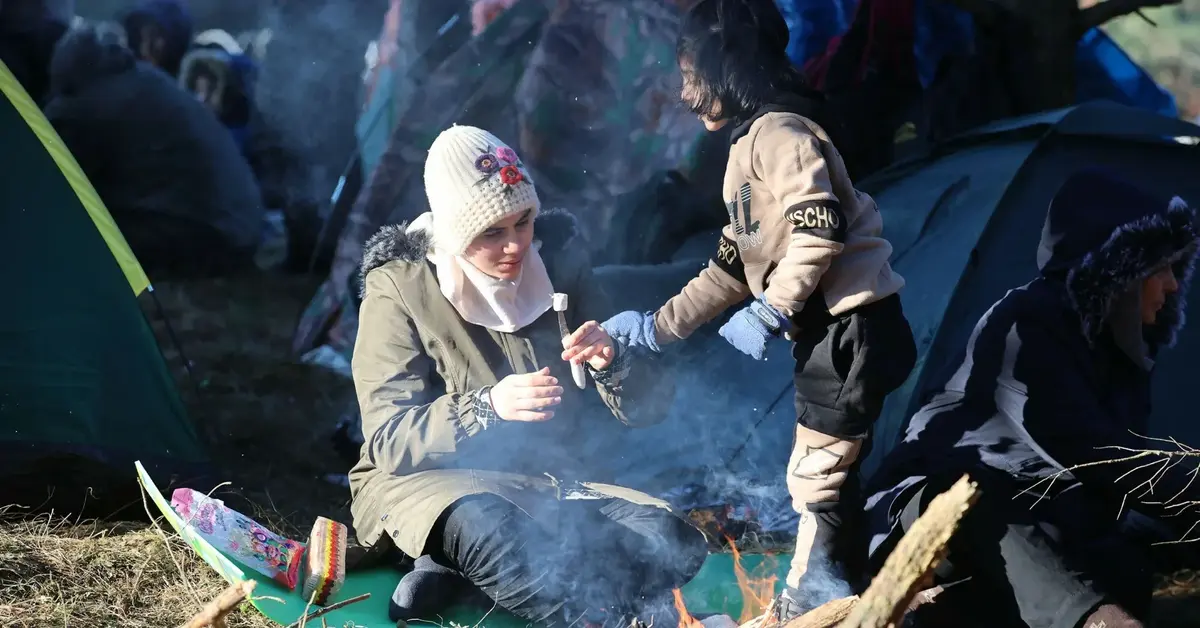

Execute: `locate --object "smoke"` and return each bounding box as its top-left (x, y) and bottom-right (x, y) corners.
top-left (791, 543), bottom-right (853, 611)
top-left (254, 0), bottom-right (386, 206)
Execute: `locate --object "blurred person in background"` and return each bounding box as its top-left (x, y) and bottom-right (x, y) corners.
top-left (0, 0), bottom-right (73, 105)
top-left (44, 24), bottom-right (264, 278)
top-left (119, 0), bottom-right (193, 78)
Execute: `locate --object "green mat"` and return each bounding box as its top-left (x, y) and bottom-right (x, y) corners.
top-left (137, 462), bottom-right (789, 626)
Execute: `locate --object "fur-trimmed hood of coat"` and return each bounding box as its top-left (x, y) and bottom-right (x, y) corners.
top-left (179, 47), bottom-right (232, 103)
top-left (1038, 169), bottom-right (1200, 350)
top-left (358, 208), bottom-right (581, 297)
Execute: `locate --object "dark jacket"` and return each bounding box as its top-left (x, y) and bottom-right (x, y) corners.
top-left (43, 27), bottom-right (264, 256)
top-left (865, 171), bottom-right (1200, 555)
top-left (0, 5), bottom-right (68, 105)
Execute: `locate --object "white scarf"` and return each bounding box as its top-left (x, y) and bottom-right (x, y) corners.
top-left (407, 213), bottom-right (554, 333)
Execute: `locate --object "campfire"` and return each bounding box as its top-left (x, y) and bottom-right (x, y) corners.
top-left (672, 536), bottom-right (780, 628)
top-left (670, 475), bottom-right (980, 628)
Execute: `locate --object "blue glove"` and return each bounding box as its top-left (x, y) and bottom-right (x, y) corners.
top-left (601, 310), bottom-right (661, 353)
top-left (718, 297), bottom-right (789, 360)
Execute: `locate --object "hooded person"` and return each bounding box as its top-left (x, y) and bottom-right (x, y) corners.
top-left (179, 38), bottom-right (258, 152)
top-left (119, 0), bottom-right (192, 78)
top-left (43, 24), bottom-right (264, 278)
top-left (862, 170), bottom-right (1200, 628)
top-left (347, 125), bottom-right (707, 627)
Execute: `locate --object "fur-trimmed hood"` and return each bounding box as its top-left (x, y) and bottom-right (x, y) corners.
top-left (179, 48), bottom-right (232, 104)
top-left (358, 208), bottom-right (581, 297)
top-left (1038, 169), bottom-right (1200, 349)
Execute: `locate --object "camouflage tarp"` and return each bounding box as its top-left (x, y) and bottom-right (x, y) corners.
top-left (291, 0), bottom-right (549, 360)
top-left (513, 0), bottom-right (706, 265)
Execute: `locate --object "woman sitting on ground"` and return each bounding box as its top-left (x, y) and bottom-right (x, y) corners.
top-left (348, 125), bottom-right (708, 627)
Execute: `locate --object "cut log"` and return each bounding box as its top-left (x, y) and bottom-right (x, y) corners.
top-left (839, 474), bottom-right (980, 628)
top-left (179, 580), bottom-right (257, 628)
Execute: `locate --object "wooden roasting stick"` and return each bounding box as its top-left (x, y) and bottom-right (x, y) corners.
top-left (180, 579), bottom-right (257, 628)
top-left (839, 474), bottom-right (980, 628)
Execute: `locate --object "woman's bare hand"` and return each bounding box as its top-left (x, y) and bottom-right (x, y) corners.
top-left (561, 321), bottom-right (616, 371)
top-left (489, 368), bottom-right (562, 422)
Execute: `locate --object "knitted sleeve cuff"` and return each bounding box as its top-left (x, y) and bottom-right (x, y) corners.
top-left (454, 387), bottom-right (497, 440)
top-left (589, 340), bottom-right (632, 388)
top-left (472, 386), bottom-right (499, 429)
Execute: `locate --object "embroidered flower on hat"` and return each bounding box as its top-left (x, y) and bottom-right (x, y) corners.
top-left (496, 146), bottom-right (519, 165)
top-left (474, 152), bottom-right (500, 174)
top-left (499, 165), bottom-right (524, 186)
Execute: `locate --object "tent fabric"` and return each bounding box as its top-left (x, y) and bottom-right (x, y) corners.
top-left (858, 100), bottom-right (1200, 475)
top-left (0, 59), bottom-right (149, 295)
top-left (0, 60), bottom-right (208, 515)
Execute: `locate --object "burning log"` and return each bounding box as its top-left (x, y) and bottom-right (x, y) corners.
top-left (839, 474), bottom-right (980, 628)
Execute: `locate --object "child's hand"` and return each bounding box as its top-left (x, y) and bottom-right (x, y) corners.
top-left (561, 321), bottom-right (616, 370)
top-left (718, 298), bottom-right (788, 360)
top-left (600, 311), bottom-right (662, 353)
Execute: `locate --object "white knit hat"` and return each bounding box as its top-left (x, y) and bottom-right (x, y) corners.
top-left (423, 125), bottom-right (540, 255)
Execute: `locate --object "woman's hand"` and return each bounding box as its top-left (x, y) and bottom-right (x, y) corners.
top-left (489, 368), bottom-right (562, 422)
top-left (561, 321), bottom-right (616, 370)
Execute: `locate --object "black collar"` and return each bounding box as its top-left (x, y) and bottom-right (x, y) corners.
top-left (728, 90), bottom-right (828, 144)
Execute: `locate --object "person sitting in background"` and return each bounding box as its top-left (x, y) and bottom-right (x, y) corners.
top-left (863, 170), bottom-right (1200, 628)
top-left (44, 25), bottom-right (264, 278)
top-left (119, 0), bottom-right (192, 78)
top-left (178, 37), bottom-right (257, 153)
top-left (348, 124), bottom-right (707, 627)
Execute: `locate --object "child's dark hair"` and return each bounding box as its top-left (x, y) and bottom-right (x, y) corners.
top-left (677, 0), bottom-right (809, 124)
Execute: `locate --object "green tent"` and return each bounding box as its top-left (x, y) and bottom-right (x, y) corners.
top-left (0, 61), bottom-right (209, 517)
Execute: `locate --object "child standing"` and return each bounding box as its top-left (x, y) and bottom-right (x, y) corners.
top-left (603, 0), bottom-right (917, 619)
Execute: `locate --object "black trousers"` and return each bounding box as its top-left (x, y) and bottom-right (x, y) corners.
top-left (429, 494), bottom-right (709, 627)
top-left (871, 471), bottom-right (1156, 628)
top-left (791, 292), bottom-right (917, 442)
top-left (788, 293), bottom-right (917, 588)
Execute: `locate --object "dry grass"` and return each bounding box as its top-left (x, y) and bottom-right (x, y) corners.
top-left (0, 270), bottom-right (355, 626)
top-left (0, 507), bottom-right (274, 627)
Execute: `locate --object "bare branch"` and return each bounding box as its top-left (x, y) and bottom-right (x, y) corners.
top-left (1016, 433), bottom-right (1200, 543)
top-left (1078, 0), bottom-right (1182, 35)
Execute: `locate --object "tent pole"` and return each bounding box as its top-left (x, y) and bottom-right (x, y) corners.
top-left (147, 284), bottom-right (200, 392)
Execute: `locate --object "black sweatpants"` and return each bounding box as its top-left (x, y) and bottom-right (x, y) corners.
top-left (784, 293), bottom-right (917, 594)
top-left (791, 292), bottom-right (917, 442)
top-left (429, 494), bottom-right (709, 627)
top-left (871, 471), bottom-right (1156, 628)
